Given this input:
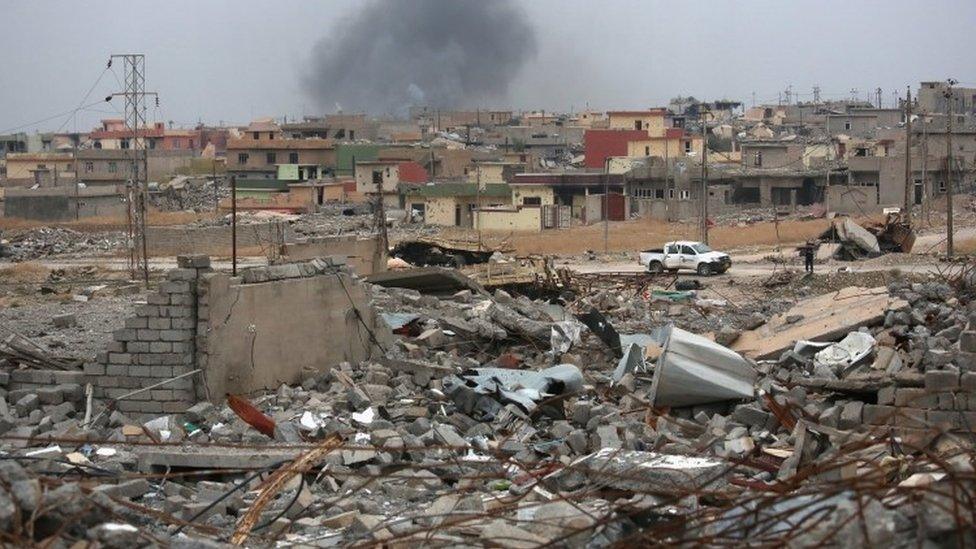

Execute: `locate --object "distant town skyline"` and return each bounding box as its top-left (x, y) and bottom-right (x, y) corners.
top-left (2, 0), bottom-right (975, 133)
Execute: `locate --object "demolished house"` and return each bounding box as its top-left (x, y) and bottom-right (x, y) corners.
top-left (0, 249), bottom-right (973, 547)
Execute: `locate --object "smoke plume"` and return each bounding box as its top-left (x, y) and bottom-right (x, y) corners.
top-left (304, 0), bottom-right (537, 116)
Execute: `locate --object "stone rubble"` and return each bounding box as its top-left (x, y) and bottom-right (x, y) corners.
top-left (0, 264), bottom-right (973, 546)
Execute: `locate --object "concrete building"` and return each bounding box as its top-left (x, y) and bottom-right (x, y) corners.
top-left (607, 109), bottom-right (668, 134)
top-left (2, 153), bottom-right (75, 186)
top-left (226, 137), bottom-right (335, 181)
top-left (918, 81), bottom-right (976, 115)
top-left (3, 185), bottom-right (125, 221)
top-left (75, 149), bottom-right (196, 186)
top-left (282, 114), bottom-right (378, 141)
top-left (826, 108), bottom-right (903, 137)
top-left (404, 182), bottom-right (511, 227)
top-left (89, 119), bottom-right (205, 152)
top-left (739, 141), bottom-right (805, 170)
top-left (354, 160), bottom-right (400, 208)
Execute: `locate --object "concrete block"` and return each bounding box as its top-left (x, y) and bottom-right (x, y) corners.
top-left (113, 329), bottom-right (137, 342)
top-left (117, 400), bottom-right (164, 414)
top-left (84, 363), bottom-right (106, 376)
top-left (160, 281), bottom-right (191, 294)
top-left (137, 354), bottom-right (162, 365)
top-left (162, 401), bottom-right (188, 413)
top-left (148, 366), bottom-right (175, 378)
top-left (177, 255), bottom-right (210, 269)
top-left (53, 371), bottom-right (85, 385)
top-left (925, 369), bottom-right (960, 391)
top-left (52, 314), bottom-right (77, 328)
top-left (11, 370), bottom-right (54, 385)
top-left (165, 306), bottom-right (193, 319)
top-left (36, 387), bottom-right (63, 405)
top-left (877, 386), bottom-right (896, 405)
top-left (169, 294), bottom-right (194, 306)
top-left (160, 330), bottom-right (185, 342)
top-left (58, 384), bottom-right (84, 402)
top-left (109, 353), bottom-right (132, 365)
top-left (148, 318), bottom-right (171, 330)
top-left (167, 268), bottom-right (199, 282)
top-left (937, 392), bottom-right (961, 410)
top-left (962, 372), bottom-right (976, 392)
top-left (895, 388), bottom-right (936, 408)
top-left (126, 342), bottom-right (150, 353)
top-left (128, 366), bottom-right (151, 377)
top-left (863, 404), bottom-right (896, 425)
top-left (135, 305), bottom-right (159, 317)
top-left (893, 407), bottom-right (926, 429)
top-left (149, 342), bottom-right (172, 353)
top-left (15, 394), bottom-right (39, 416)
top-left (838, 401), bottom-right (864, 430)
top-left (106, 341), bottom-right (126, 353)
top-left (956, 351), bottom-right (976, 372)
top-left (124, 317), bottom-right (148, 329)
top-left (137, 329), bottom-right (160, 342)
top-left (150, 390), bottom-right (174, 401)
top-left (147, 293), bottom-right (171, 306)
top-left (960, 331), bottom-right (976, 353)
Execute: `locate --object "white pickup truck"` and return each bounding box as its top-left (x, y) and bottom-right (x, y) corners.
top-left (638, 241), bottom-right (731, 276)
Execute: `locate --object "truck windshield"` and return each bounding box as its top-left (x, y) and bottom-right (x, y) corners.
top-left (692, 244), bottom-right (712, 253)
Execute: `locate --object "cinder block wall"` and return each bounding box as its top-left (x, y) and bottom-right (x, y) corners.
top-left (83, 255), bottom-right (383, 415)
top-left (145, 222), bottom-right (294, 256)
top-left (83, 255), bottom-right (211, 414)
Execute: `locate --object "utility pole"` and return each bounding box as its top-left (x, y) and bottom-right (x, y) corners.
top-left (212, 157), bottom-right (218, 211)
top-left (475, 163), bottom-right (483, 250)
top-left (700, 107), bottom-right (710, 244)
top-left (751, 91), bottom-right (756, 107)
top-left (903, 86), bottom-right (913, 222)
top-left (375, 167), bottom-right (388, 254)
top-left (922, 119), bottom-right (930, 225)
top-left (876, 87), bottom-right (883, 109)
top-left (945, 79), bottom-right (957, 257)
top-left (231, 175), bottom-right (237, 276)
top-left (110, 54), bottom-right (156, 285)
top-left (603, 157), bottom-right (609, 255)
top-left (813, 86), bottom-right (821, 105)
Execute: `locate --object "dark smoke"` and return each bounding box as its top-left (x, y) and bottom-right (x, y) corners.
top-left (304, 0), bottom-right (537, 116)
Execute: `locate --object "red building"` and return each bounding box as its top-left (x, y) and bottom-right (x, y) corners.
top-left (583, 129), bottom-right (647, 169)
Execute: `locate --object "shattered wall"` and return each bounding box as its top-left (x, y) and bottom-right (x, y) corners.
top-left (84, 255), bottom-right (382, 413)
top-left (280, 234), bottom-right (387, 276)
top-left (196, 259), bottom-right (382, 400)
top-left (145, 222), bottom-right (294, 256)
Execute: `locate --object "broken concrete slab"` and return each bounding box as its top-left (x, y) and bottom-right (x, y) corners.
top-left (732, 287), bottom-right (907, 360)
top-left (366, 267), bottom-right (485, 296)
top-left (557, 448), bottom-right (729, 492)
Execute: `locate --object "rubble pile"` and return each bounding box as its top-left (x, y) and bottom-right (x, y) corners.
top-left (0, 268), bottom-right (973, 546)
top-left (150, 177), bottom-right (228, 212)
top-left (0, 227), bottom-right (123, 262)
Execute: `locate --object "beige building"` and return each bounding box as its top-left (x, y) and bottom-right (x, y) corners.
top-left (2, 153), bottom-right (74, 185)
top-left (404, 183), bottom-right (511, 227)
top-left (607, 110), bottom-right (668, 135)
top-left (226, 138), bottom-right (335, 180)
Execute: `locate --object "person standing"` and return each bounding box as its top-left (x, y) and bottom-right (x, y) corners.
top-left (798, 240), bottom-right (818, 273)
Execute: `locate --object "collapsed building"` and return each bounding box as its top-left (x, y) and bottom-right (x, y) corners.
top-left (0, 249), bottom-right (974, 546)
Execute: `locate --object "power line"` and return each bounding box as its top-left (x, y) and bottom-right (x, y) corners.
top-left (0, 100), bottom-right (109, 134)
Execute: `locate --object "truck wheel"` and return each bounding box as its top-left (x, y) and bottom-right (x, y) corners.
top-left (697, 263), bottom-right (713, 276)
top-left (647, 261), bottom-right (664, 274)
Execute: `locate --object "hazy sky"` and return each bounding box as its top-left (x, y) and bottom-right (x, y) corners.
top-left (2, 0), bottom-right (975, 133)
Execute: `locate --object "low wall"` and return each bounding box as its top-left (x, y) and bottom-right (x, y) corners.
top-left (280, 235), bottom-right (386, 275)
top-left (827, 186), bottom-right (880, 215)
top-left (475, 207), bottom-right (541, 232)
top-left (145, 222), bottom-right (294, 256)
top-left (83, 255), bottom-right (384, 414)
top-left (3, 191), bottom-right (126, 221)
top-left (197, 260), bottom-right (381, 399)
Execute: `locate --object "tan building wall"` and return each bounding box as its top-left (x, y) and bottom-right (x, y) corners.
top-left (425, 196), bottom-right (458, 226)
top-left (608, 112), bottom-right (667, 137)
top-left (466, 163), bottom-right (506, 184)
top-left (354, 162), bottom-right (399, 194)
top-left (627, 136), bottom-right (703, 158)
top-left (3, 153), bottom-right (74, 180)
top-left (475, 207), bottom-right (542, 232)
top-left (510, 184), bottom-right (554, 206)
